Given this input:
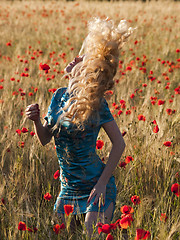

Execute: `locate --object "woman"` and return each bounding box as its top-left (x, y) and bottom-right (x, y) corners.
top-left (25, 17), bottom-right (132, 238)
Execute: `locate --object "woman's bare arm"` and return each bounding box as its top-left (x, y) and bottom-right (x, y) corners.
top-left (25, 104), bottom-right (52, 146)
top-left (98, 120), bottom-right (126, 185)
top-left (33, 119), bottom-right (52, 146)
top-left (87, 120), bottom-right (125, 205)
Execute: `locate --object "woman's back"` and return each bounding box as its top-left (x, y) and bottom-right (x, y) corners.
top-left (45, 87), bottom-right (117, 214)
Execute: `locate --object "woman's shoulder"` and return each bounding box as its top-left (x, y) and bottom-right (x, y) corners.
top-left (53, 87), bottom-right (67, 100)
top-left (100, 97), bottom-right (109, 108)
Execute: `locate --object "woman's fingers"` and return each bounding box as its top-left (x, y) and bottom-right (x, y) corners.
top-left (26, 110), bottom-right (39, 116)
top-left (25, 104), bottom-right (40, 122)
top-left (25, 104), bottom-right (39, 112)
top-left (93, 195), bottom-right (99, 205)
top-left (87, 190), bottom-right (95, 204)
top-left (87, 190), bottom-right (106, 208)
top-left (26, 109), bottom-right (39, 114)
top-left (93, 193), bottom-right (105, 207)
top-left (26, 112), bottom-right (39, 118)
top-left (65, 55), bottom-right (84, 73)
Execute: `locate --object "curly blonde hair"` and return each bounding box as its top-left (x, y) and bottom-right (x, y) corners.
top-left (57, 17), bottom-right (133, 129)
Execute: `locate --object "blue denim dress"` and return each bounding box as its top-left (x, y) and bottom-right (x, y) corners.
top-left (44, 88), bottom-right (117, 216)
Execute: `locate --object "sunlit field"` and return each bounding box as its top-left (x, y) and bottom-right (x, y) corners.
top-left (0, 1), bottom-right (179, 239)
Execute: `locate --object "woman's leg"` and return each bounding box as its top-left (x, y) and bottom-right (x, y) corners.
top-left (84, 202), bottom-right (114, 239)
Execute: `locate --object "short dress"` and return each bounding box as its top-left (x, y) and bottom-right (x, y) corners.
top-left (44, 87), bottom-right (117, 217)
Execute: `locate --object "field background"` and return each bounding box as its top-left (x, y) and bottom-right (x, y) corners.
top-left (0, 1), bottom-right (179, 239)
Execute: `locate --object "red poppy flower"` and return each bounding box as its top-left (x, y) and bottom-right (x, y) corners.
top-left (115, 219), bottom-right (121, 228)
top-left (27, 228), bottom-right (33, 232)
top-left (131, 195), bottom-right (141, 205)
top-left (1, 198), bottom-right (5, 205)
top-left (135, 229), bottom-right (151, 239)
top-left (21, 127), bottom-right (28, 133)
top-left (114, 104), bottom-right (120, 110)
top-left (96, 222), bottom-right (103, 228)
top-left (44, 192), bottom-right (52, 201)
top-left (105, 90), bottom-right (113, 96)
top-left (64, 204), bottom-right (74, 216)
top-left (141, 61), bottom-right (146, 66)
top-left (60, 223), bottom-right (65, 229)
top-left (122, 131), bottom-right (127, 136)
top-left (126, 110), bottom-right (131, 115)
top-left (12, 91), bottom-right (18, 96)
top-left (18, 221), bottom-right (27, 231)
top-left (96, 140), bottom-right (104, 150)
top-left (130, 93), bottom-right (135, 99)
top-left (120, 99), bottom-right (126, 104)
top-left (152, 120), bottom-right (157, 125)
top-left (158, 99), bottom-right (165, 105)
top-left (98, 224), bottom-right (111, 234)
top-left (53, 224), bottom-right (60, 234)
top-left (106, 233), bottom-right (114, 240)
top-left (171, 183), bottom-right (180, 197)
top-left (16, 129), bottom-right (21, 135)
top-left (160, 213), bottom-right (168, 222)
top-left (29, 92), bottom-right (33, 96)
top-left (109, 223), bottom-right (117, 230)
top-left (39, 63), bottom-right (50, 71)
top-left (151, 100), bottom-right (156, 105)
top-left (54, 170), bottom-right (60, 179)
top-left (21, 92), bottom-right (26, 96)
top-left (166, 109), bottom-right (172, 115)
top-left (163, 141), bottom-right (172, 147)
top-left (138, 115), bottom-right (146, 121)
top-left (120, 214), bottom-right (133, 229)
top-left (19, 141), bottom-right (25, 148)
top-left (125, 156), bottom-right (134, 164)
top-left (153, 125), bottom-right (159, 133)
top-left (30, 131), bottom-right (35, 136)
top-left (6, 42), bottom-right (12, 46)
top-left (126, 66), bottom-right (132, 71)
top-left (174, 87), bottom-right (180, 95)
top-left (119, 162), bottom-right (127, 168)
top-left (151, 96), bottom-right (157, 101)
top-left (120, 205), bottom-right (134, 215)
top-left (121, 103), bottom-right (126, 109)
top-left (33, 227), bottom-right (38, 233)
top-left (117, 110), bottom-right (123, 116)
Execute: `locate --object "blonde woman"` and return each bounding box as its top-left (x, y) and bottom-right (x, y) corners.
top-left (25, 18), bottom-right (132, 238)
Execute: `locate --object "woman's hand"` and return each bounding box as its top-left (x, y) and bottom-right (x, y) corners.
top-left (87, 183), bottom-right (106, 207)
top-left (65, 55), bottom-right (84, 73)
top-left (25, 104), bottom-right (40, 122)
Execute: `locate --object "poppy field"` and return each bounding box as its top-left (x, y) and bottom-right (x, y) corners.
top-left (0, 1), bottom-right (179, 239)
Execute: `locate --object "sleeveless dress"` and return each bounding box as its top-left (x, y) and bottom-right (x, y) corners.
top-left (44, 87), bottom-right (117, 217)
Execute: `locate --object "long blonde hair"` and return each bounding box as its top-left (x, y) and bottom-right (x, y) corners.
top-left (57, 17), bottom-right (133, 129)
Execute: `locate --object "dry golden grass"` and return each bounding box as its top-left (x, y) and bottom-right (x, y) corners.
top-left (0, 1), bottom-right (180, 239)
